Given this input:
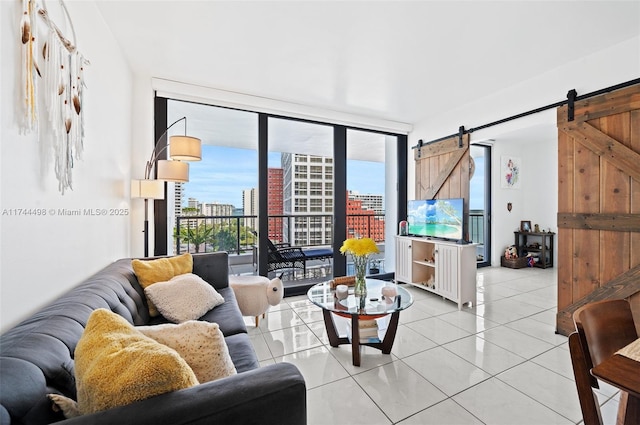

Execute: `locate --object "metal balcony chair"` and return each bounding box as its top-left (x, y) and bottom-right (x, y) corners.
top-left (265, 238), bottom-right (333, 276)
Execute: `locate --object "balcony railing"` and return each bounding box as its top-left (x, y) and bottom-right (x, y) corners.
top-left (175, 213), bottom-right (386, 255)
top-left (469, 209), bottom-right (484, 244)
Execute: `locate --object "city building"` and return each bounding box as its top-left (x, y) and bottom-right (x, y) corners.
top-left (187, 197), bottom-right (200, 212)
top-left (348, 190), bottom-right (384, 215)
top-left (346, 195), bottom-right (385, 242)
top-left (242, 188), bottom-right (258, 232)
top-left (202, 202), bottom-right (234, 218)
top-left (174, 183), bottom-right (184, 216)
top-left (267, 168), bottom-right (284, 243)
top-left (282, 153), bottom-right (334, 246)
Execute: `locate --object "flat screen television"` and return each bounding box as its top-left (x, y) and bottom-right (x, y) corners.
top-left (407, 198), bottom-right (464, 241)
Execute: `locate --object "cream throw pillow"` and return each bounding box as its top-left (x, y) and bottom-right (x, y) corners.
top-left (74, 309), bottom-right (198, 414)
top-left (131, 253), bottom-right (193, 316)
top-left (137, 321), bottom-right (237, 383)
top-left (143, 273), bottom-right (224, 323)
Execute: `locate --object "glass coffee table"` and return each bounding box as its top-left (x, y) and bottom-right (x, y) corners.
top-left (307, 278), bottom-right (413, 366)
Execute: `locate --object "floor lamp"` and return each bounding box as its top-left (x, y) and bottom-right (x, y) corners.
top-left (131, 117), bottom-right (201, 257)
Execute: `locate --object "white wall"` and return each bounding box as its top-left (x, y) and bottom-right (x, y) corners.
top-left (0, 1), bottom-right (134, 330)
top-left (408, 36), bottom-right (640, 266)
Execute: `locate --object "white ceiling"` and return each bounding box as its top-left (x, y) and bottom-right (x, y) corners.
top-left (96, 1), bottom-right (639, 126)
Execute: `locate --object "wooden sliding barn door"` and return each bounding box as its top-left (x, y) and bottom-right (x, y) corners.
top-left (415, 134), bottom-right (471, 238)
top-left (556, 84), bottom-right (640, 336)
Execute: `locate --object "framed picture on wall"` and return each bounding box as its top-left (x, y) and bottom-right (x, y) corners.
top-left (521, 220), bottom-right (532, 232)
top-left (501, 156), bottom-right (521, 189)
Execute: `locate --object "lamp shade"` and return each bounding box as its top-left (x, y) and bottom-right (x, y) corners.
top-left (131, 179), bottom-right (165, 199)
top-left (157, 159), bottom-right (189, 182)
top-left (170, 135), bottom-right (201, 161)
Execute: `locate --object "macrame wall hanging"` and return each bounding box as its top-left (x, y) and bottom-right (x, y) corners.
top-left (20, 0), bottom-right (89, 194)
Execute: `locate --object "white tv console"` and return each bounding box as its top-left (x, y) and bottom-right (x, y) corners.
top-left (395, 236), bottom-right (477, 310)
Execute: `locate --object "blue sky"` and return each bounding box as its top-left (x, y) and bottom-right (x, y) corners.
top-left (469, 155), bottom-right (485, 210)
top-left (183, 146), bottom-right (386, 208)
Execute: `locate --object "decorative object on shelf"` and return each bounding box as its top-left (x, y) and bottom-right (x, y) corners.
top-left (339, 237), bottom-right (379, 298)
top-left (131, 117), bottom-right (201, 257)
top-left (20, 0), bottom-right (90, 194)
top-left (527, 255), bottom-right (535, 267)
top-left (520, 220), bottom-right (532, 232)
top-left (335, 285), bottom-right (348, 300)
top-left (504, 245), bottom-right (518, 259)
top-left (501, 156), bottom-right (521, 189)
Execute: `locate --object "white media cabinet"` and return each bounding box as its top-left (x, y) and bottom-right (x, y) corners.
top-left (395, 236), bottom-right (477, 310)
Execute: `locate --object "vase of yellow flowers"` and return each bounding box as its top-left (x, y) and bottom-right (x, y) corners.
top-left (340, 237), bottom-right (380, 298)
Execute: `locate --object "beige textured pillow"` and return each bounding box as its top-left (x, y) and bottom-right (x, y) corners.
top-left (144, 273), bottom-right (224, 323)
top-left (137, 321), bottom-right (237, 383)
top-left (74, 309), bottom-right (198, 414)
top-left (131, 253), bottom-right (193, 316)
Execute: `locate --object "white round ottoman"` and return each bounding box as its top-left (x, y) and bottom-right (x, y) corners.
top-left (229, 275), bottom-right (283, 326)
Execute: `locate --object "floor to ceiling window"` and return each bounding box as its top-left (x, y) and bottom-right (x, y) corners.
top-left (346, 129), bottom-right (394, 275)
top-left (167, 99), bottom-right (258, 255)
top-left (268, 117), bottom-right (334, 249)
top-left (156, 96), bottom-right (406, 288)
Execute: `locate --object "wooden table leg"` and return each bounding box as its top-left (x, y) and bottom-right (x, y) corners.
top-left (351, 314), bottom-right (360, 367)
top-left (322, 309), bottom-right (340, 348)
top-left (381, 311), bottom-right (400, 354)
top-left (618, 392), bottom-right (640, 425)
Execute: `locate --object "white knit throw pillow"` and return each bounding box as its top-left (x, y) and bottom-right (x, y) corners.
top-left (137, 321), bottom-right (237, 383)
top-left (144, 273), bottom-right (224, 323)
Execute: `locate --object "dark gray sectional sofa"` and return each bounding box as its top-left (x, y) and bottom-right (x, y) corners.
top-left (0, 252), bottom-right (306, 425)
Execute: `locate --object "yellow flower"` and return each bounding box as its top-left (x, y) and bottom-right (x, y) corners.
top-left (339, 237), bottom-right (379, 258)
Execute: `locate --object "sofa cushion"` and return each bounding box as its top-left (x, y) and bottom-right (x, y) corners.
top-left (224, 333), bottom-right (261, 373)
top-left (198, 287), bottom-right (248, 336)
top-left (131, 253), bottom-right (193, 316)
top-left (144, 273), bottom-right (224, 323)
top-left (74, 309), bottom-right (198, 414)
top-left (137, 321), bottom-right (236, 383)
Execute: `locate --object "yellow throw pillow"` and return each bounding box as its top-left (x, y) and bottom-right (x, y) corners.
top-left (131, 253), bottom-right (193, 316)
top-left (74, 309), bottom-right (198, 415)
top-left (137, 321), bottom-right (237, 383)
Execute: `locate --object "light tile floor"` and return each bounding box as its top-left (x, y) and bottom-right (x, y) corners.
top-left (242, 266), bottom-right (622, 425)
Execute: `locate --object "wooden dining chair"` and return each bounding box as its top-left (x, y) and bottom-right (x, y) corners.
top-left (570, 299), bottom-right (639, 425)
top-left (569, 331), bottom-right (603, 425)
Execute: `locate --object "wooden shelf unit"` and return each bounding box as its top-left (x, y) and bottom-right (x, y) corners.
top-left (513, 231), bottom-right (555, 269)
top-left (395, 236), bottom-right (477, 310)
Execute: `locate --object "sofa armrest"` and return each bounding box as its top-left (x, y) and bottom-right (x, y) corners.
top-left (60, 363), bottom-right (306, 425)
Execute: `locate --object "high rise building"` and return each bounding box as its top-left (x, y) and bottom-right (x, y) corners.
top-left (242, 188), bottom-right (258, 231)
top-left (282, 153), bottom-right (333, 246)
top-left (174, 183), bottom-right (184, 216)
top-left (268, 168), bottom-right (284, 243)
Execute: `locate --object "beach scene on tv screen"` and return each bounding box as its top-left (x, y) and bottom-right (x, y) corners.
top-left (408, 199), bottom-right (462, 239)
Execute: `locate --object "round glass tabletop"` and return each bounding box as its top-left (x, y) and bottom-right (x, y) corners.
top-left (307, 278), bottom-right (413, 316)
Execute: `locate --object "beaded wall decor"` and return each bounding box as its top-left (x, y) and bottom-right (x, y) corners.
top-left (20, 0), bottom-right (89, 194)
